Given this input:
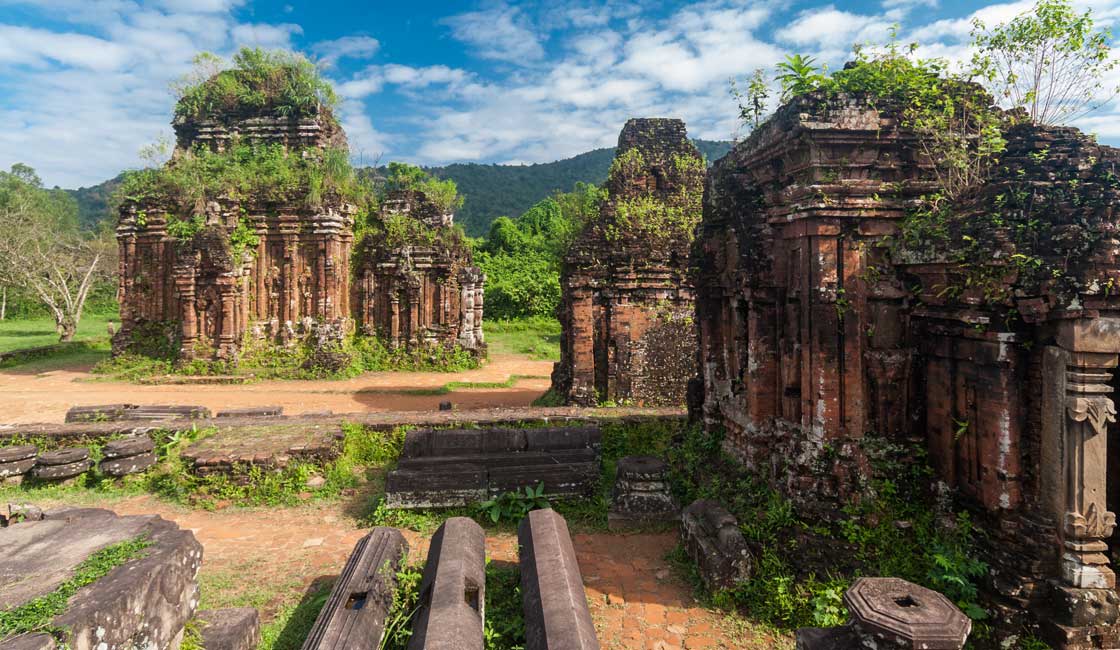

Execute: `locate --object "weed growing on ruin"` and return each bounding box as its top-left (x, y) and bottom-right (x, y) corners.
top-left (0, 535), bottom-right (151, 640)
top-left (477, 483), bottom-right (550, 524)
top-left (257, 581), bottom-right (332, 650)
top-left (380, 560), bottom-right (524, 650)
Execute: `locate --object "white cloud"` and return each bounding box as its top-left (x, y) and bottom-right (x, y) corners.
top-left (230, 22), bottom-right (302, 49)
top-left (776, 6), bottom-right (893, 51)
top-left (0, 25), bottom-right (131, 71)
top-left (313, 35), bottom-right (380, 67)
top-left (440, 4), bottom-right (546, 63)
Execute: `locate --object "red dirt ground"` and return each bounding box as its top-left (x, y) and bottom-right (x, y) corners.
top-left (0, 354), bottom-right (553, 424)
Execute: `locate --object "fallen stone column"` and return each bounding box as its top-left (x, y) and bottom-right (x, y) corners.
top-left (99, 434), bottom-right (157, 477)
top-left (407, 517), bottom-right (485, 650)
top-left (796, 577), bottom-right (971, 649)
top-left (680, 499), bottom-right (752, 590)
top-left (519, 509), bottom-right (599, 650)
top-left (301, 528), bottom-right (408, 650)
top-left (65, 404), bottom-right (136, 423)
top-left (216, 407), bottom-right (283, 418)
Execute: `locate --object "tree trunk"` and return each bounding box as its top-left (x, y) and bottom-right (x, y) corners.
top-left (58, 317), bottom-right (76, 342)
top-left (0, 287), bottom-right (5, 320)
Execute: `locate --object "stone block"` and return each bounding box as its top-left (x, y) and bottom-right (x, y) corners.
top-left (795, 627), bottom-right (859, 649)
top-left (125, 405), bottom-right (211, 421)
top-left (0, 634), bottom-right (56, 650)
top-left (524, 426), bottom-right (600, 451)
top-left (680, 499), bottom-right (752, 590)
top-left (65, 404), bottom-right (135, 423)
top-left (488, 463), bottom-right (598, 497)
top-left (407, 517), bottom-right (485, 650)
top-left (0, 507), bottom-right (202, 650)
top-left (438, 401), bottom-right (453, 411)
top-left (102, 435), bottom-right (155, 459)
top-left (385, 467), bottom-right (487, 509)
top-left (100, 452), bottom-right (158, 477)
top-left (216, 407), bottom-right (283, 418)
top-left (197, 608), bottom-right (260, 650)
top-left (301, 528), bottom-right (407, 650)
top-left (609, 456), bottom-right (679, 530)
top-left (1052, 585), bottom-right (1120, 628)
top-left (518, 509), bottom-right (599, 650)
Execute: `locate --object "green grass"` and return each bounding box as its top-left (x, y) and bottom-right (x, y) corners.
top-left (0, 312), bottom-right (119, 354)
top-left (483, 317), bottom-right (560, 361)
top-left (0, 536), bottom-right (150, 640)
top-left (356, 375), bottom-right (549, 397)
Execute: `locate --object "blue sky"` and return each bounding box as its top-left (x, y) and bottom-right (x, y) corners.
top-left (1, 0), bottom-right (1120, 188)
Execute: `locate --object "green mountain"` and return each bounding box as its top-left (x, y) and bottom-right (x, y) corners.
top-left (67, 139), bottom-right (733, 237)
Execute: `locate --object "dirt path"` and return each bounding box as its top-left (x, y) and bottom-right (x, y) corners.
top-left (0, 354), bottom-right (552, 424)
top-left (58, 495), bottom-right (780, 650)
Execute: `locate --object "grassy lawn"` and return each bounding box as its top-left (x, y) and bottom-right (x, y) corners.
top-left (483, 316), bottom-right (560, 361)
top-left (0, 312), bottom-right (119, 353)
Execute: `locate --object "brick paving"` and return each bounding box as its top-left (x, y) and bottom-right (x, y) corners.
top-left (59, 495), bottom-right (786, 649)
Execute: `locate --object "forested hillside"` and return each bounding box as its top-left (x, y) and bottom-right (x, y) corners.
top-left (66, 140), bottom-right (732, 236)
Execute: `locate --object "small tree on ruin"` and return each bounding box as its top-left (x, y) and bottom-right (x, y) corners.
top-left (970, 0), bottom-right (1118, 126)
top-left (0, 164), bottom-right (115, 342)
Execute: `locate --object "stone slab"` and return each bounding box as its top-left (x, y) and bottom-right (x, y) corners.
top-left (31, 459), bottom-right (92, 481)
top-left (0, 507), bottom-right (202, 650)
top-left (0, 634), bottom-right (56, 650)
top-left (407, 517), bottom-right (485, 650)
top-left (0, 445), bottom-right (38, 463)
top-left (844, 577), bottom-right (970, 650)
top-left (519, 509), bottom-right (599, 650)
top-left (216, 407), bottom-right (283, 418)
top-left (65, 405), bottom-right (135, 423)
top-left (100, 452), bottom-right (158, 477)
top-left (36, 447), bottom-right (89, 466)
top-left (102, 435), bottom-right (155, 459)
top-left (0, 457), bottom-right (36, 479)
top-left (301, 528), bottom-right (407, 650)
top-left (680, 499), bottom-right (752, 591)
top-left (197, 608), bottom-right (261, 650)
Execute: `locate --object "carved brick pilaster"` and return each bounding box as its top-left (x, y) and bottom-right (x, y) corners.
top-left (1061, 352), bottom-right (1118, 591)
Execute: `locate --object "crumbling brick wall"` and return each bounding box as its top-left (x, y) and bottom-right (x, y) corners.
top-left (551, 118), bottom-right (703, 406)
top-left (352, 189), bottom-right (485, 352)
top-left (114, 106), bottom-right (355, 361)
top-left (694, 92), bottom-right (1120, 647)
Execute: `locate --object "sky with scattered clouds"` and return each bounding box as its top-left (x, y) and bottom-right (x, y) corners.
top-left (2, 0), bottom-right (1120, 188)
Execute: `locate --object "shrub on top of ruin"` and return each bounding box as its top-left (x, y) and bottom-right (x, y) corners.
top-left (173, 48), bottom-right (338, 122)
top-left (382, 162), bottom-right (463, 215)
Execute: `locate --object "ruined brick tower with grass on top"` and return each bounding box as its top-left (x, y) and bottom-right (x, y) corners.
top-left (114, 53), bottom-right (356, 362)
top-left (551, 118), bottom-right (704, 406)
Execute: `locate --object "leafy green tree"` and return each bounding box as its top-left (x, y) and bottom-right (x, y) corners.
top-left (382, 162), bottom-right (463, 214)
top-left (971, 0), bottom-right (1117, 125)
top-left (0, 165), bottom-right (115, 340)
top-left (776, 54), bottom-right (827, 101)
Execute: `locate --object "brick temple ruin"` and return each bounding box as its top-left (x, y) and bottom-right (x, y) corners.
top-left (693, 91), bottom-right (1120, 648)
top-left (352, 189), bottom-right (485, 352)
top-left (115, 104), bottom-right (483, 362)
top-left (551, 118), bottom-right (703, 406)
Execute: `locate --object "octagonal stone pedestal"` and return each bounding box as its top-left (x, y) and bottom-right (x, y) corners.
top-left (796, 578), bottom-right (971, 650)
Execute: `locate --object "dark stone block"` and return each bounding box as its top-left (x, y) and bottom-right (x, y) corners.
top-left (0, 457), bottom-right (36, 479)
top-left (215, 407), bottom-right (283, 418)
top-left (408, 517), bottom-right (485, 650)
top-left (518, 509), bottom-right (599, 650)
top-left (31, 460), bottom-right (92, 481)
top-left (400, 429), bottom-right (432, 458)
top-left (609, 456), bottom-right (678, 531)
top-left (100, 453), bottom-right (157, 477)
top-left (1052, 585), bottom-right (1120, 628)
top-left (385, 468), bottom-right (487, 509)
top-left (125, 405), bottom-right (211, 421)
top-left (438, 401), bottom-right (453, 411)
top-left (488, 463), bottom-right (598, 497)
top-left (0, 445), bottom-right (38, 463)
top-left (680, 499), bottom-right (752, 590)
top-left (480, 428), bottom-right (528, 454)
top-left (197, 608), bottom-right (260, 650)
top-left (795, 627), bottom-right (860, 650)
top-left (301, 527), bottom-right (408, 650)
top-left (102, 435), bottom-right (155, 460)
top-left (36, 447), bottom-right (90, 466)
top-left (64, 404), bottom-right (135, 423)
top-left (524, 426), bottom-right (600, 451)
top-left (429, 430), bottom-right (484, 457)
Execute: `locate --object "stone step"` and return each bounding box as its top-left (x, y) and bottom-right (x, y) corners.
top-left (301, 528), bottom-right (408, 650)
